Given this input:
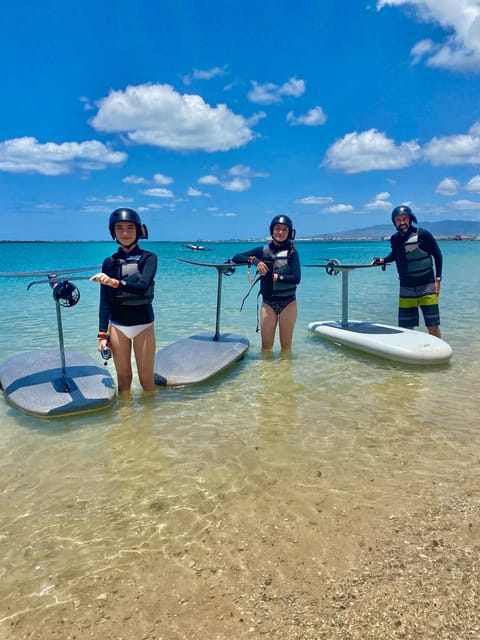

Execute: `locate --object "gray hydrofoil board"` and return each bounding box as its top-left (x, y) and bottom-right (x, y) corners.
top-left (154, 258), bottom-right (249, 385)
top-left (154, 332), bottom-right (249, 385)
top-left (0, 349), bottom-right (115, 417)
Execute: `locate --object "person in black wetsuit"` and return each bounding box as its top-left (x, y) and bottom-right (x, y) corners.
top-left (231, 215), bottom-right (301, 353)
top-left (90, 208), bottom-right (157, 392)
top-left (372, 205), bottom-right (443, 338)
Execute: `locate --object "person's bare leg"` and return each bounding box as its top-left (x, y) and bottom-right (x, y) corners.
top-left (427, 325), bottom-right (441, 338)
top-left (260, 303), bottom-right (278, 351)
top-left (278, 301), bottom-right (297, 352)
top-left (109, 325), bottom-right (133, 393)
top-left (133, 324), bottom-right (156, 391)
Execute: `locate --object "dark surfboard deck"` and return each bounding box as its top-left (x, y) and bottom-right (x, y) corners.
top-left (0, 349), bottom-right (116, 417)
top-left (154, 332), bottom-right (249, 386)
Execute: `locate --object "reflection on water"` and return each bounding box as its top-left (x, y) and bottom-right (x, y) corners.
top-left (0, 241), bottom-right (479, 624)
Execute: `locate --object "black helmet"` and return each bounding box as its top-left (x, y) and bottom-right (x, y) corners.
top-left (270, 214), bottom-right (296, 240)
top-left (391, 205), bottom-right (417, 225)
top-left (108, 208), bottom-right (148, 240)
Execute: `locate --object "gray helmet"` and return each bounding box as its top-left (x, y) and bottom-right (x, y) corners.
top-left (109, 208), bottom-right (148, 240)
top-left (391, 205), bottom-right (417, 225)
top-left (270, 214), bottom-right (296, 240)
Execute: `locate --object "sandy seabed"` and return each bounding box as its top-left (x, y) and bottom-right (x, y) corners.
top-left (2, 484), bottom-right (478, 640)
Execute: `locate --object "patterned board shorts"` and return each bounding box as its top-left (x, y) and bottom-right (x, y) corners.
top-left (398, 282), bottom-right (440, 328)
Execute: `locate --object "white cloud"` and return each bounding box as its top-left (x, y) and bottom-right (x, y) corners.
top-left (450, 198), bottom-right (480, 209)
top-left (286, 106), bottom-right (327, 126)
top-left (183, 66), bottom-right (228, 85)
top-left (187, 187), bottom-right (211, 197)
top-left (80, 205), bottom-right (112, 213)
top-left (198, 164), bottom-right (267, 191)
top-left (0, 136), bottom-right (126, 176)
top-left (247, 77), bottom-right (305, 104)
top-left (377, 0), bottom-right (480, 72)
top-left (222, 177), bottom-right (251, 192)
top-left (153, 173), bottom-right (173, 185)
top-left (422, 121), bottom-right (480, 165)
top-left (323, 129), bottom-right (421, 173)
top-left (198, 175), bottom-right (220, 185)
top-left (145, 202), bottom-right (176, 210)
top-left (228, 164), bottom-right (269, 178)
top-left (123, 175), bottom-right (147, 184)
top-left (141, 187), bottom-right (174, 198)
top-left (294, 196), bottom-right (334, 205)
top-left (365, 192), bottom-right (393, 210)
top-left (465, 174), bottom-right (480, 192)
top-left (35, 203), bottom-right (62, 209)
top-left (90, 83), bottom-right (257, 152)
top-left (324, 204), bottom-right (354, 213)
top-left (323, 120), bottom-right (480, 174)
top-left (87, 194), bottom-right (134, 203)
top-left (435, 177), bottom-right (460, 195)
top-left (79, 96), bottom-right (95, 111)
top-left (410, 39), bottom-right (436, 65)
top-left (213, 212), bottom-right (237, 217)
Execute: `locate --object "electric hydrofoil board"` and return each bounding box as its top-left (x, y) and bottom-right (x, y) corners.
top-left (0, 349), bottom-right (115, 417)
top-left (307, 260), bottom-right (452, 365)
top-left (0, 267), bottom-right (115, 416)
top-left (154, 259), bottom-right (249, 385)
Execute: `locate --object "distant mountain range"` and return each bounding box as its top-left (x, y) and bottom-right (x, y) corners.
top-left (304, 219), bottom-right (480, 240)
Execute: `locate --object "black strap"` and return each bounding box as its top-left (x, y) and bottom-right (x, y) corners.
top-left (239, 275), bottom-right (261, 312)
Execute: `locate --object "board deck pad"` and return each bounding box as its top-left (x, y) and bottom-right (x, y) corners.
top-left (0, 349), bottom-right (116, 417)
top-left (308, 321), bottom-right (453, 365)
top-left (154, 332), bottom-right (249, 386)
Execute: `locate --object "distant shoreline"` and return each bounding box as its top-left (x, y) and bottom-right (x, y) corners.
top-left (1, 236), bottom-right (479, 243)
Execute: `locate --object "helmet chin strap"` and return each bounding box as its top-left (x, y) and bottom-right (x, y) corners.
top-left (118, 240), bottom-right (138, 250)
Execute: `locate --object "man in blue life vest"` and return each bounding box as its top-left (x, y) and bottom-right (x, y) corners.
top-left (372, 205), bottom-right (443, 338)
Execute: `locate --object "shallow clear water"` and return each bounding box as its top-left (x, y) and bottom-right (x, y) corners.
top-left (0, 240), bottom-right (479, 621)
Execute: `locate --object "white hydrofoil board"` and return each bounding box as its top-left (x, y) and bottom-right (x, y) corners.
top-left (154, 332), bottom-right (249, 386)
top-left (0, 349), bottom-right (116, 417)
top-left (308, 321), bottom-right (452, 365)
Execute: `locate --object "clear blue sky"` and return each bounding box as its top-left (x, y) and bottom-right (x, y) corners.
top-left (1, 0), bottom-right (479, 241)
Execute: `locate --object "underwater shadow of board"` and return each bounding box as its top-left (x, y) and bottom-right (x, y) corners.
top-left (154, 259), bottom-right (249, 386)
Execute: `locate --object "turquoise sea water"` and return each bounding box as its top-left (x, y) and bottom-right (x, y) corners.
top-left (0, 240), bottom-right (479, 625)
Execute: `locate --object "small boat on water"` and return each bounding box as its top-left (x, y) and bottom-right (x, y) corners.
top-left (182, 243), bottom-right (212, 252)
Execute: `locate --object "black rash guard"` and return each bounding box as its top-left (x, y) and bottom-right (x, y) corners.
top-left (98, 246), bottom-right (157, 332)
top-left (381, 227), bottom-right (442, 287)
top-left (231, 241), bottom-right (301, 300)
